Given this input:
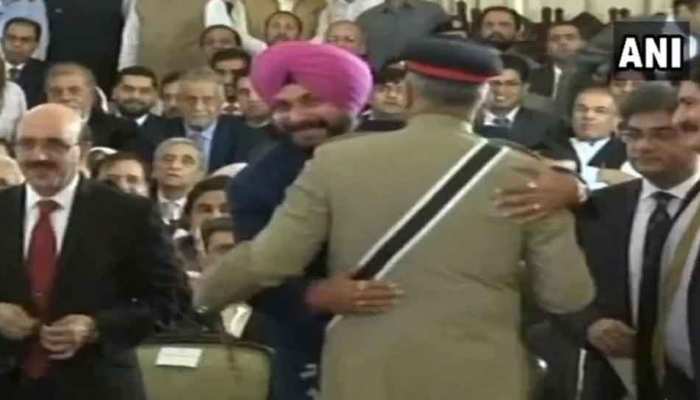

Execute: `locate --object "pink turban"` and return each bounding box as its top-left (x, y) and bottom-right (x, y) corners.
top-left (251, 42), bottom-right (372, 115)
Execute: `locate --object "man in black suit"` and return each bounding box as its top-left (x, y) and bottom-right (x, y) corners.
top-left (0, 104), bottom-right (185, 400)
top-left (45, 63), bottom-right (144, 154)
top-left (171, 67), bottom-right (268, 173)
top-left (561, 85), bottom-right (627, 188)
top-left (476, 54), bottom-right (569, 158)
top-left (112, 66), bottom-right (174, 161)
top-left (529, 22), bottom-right (586, 100)
top-left (660, 70), bottom-right (700, 400)
top-left (2, 17), bottom-right (47, 108)
top-left (558, 83), bottom-right (700, 400)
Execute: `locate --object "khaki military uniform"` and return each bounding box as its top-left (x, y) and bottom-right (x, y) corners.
top-left (196, 113), bottom-right (594, 400)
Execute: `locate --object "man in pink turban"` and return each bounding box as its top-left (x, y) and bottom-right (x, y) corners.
top-left (251, 41), bottom-right (372, 147)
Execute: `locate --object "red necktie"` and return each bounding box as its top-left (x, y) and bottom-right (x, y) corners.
top-left (23, 199), bottom-right (60, 379)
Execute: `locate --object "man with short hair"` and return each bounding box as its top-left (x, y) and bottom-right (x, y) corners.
top-left (1, 17), bottom-right (47, 107)
top-left (559, 82), bottom-right (700, 400)
top-left (210, 48), bottom-right (251, 108)
top-left (477, 6), bottom-right (521, 51)
top-left (476, 54), bottom-right (567, 158)
top-left (160, 71), bottom-right (182, 119)
top-left (324, 20), bottom-right (366, 57)
top-left (45, 63), bottom-right (143, 153)
top-left (196, 39), bottom-right (593, 400)
top-left (234, 75), bottom-right (278, 159)
top-left (200, 216), bottom-right (237, 261)
top-left (171, 67), bottom-right (267, 172)
top-left (0, 155), bottom-right (23, 188)
top-left (112, 66), bottom-right (173, 161)
top-left (200, 25), bottom-right (243, 62)
top-left (562, 86), bottom-right (627, 188)
top-left (530, 22), bottom-right (586, 100)
top-left (152, 138), bottom-right (206, 227)
top-left (0, 103), bottom-right (184, 400)
top-left (96, 151), bottom-right (150, 197)
top-left (359, 64), bottom-right (409, 132)
top-left (265, 11), bottom-right (303, 46)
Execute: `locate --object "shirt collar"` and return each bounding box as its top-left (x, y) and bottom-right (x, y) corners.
top-left (157, 191), bottom-right (187, 207)
top-left (184, 119), bottom-right (217, 140)
top-left (135, 114), bottom-right (149, 126)
top-left (25, 173), bottom-right (80, 215)
top-left (6, 61), bottom-right (25, 71)
top-left (483, 106), bottom-right (520, 125)
top-left (570, 136), bottom-right (610, 148)
top-left (640, 158), bottom-right (700, 202)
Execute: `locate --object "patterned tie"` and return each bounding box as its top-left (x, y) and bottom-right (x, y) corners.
top-left (8, 67), bottom-right (20, 82)
top-left (23, 199), bottom-right (60, 378)
top-left (636, 191), bottom-right (674, 400)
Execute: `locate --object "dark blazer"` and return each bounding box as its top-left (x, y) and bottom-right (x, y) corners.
top-left (549, 180), bottom-right (643, 400)
top-left (475, 107), bottom-right (572, 159)
top-left (15, 58), bottom-right (47, 108)
top-left (133, 114), bottom-right (177, 162)
top-left (88, 111), bottom-right (143, 153)
top-left (171, 115), bottom-right (268, 173)
top-left (529, 63), bottom-right (557, 99)
top-left (689, 255), bottom-right (700, 399)
top-left (228, 139), bottom-right (326, 400)
top-left (0, 179), bottom-right (185, 400)
top-left (559, 134), bottom-right (628, 171)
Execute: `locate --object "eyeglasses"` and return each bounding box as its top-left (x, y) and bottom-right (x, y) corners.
top-left (618, 129), bottom-right (680, 144)
top-left (13, 138), bottom-right (80, 155)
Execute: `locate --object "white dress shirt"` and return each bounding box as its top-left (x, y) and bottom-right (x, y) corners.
top-left (0, 81), bottom-right (26, 140)
top-left (23, 174), bottom-right (80, 258)
top-left (4, 61), bottom-right (24, 80)
top-left (570, 137), bottom-right (611, 190)
top-left (551, 65), bottom-right (563, 99)
top-left (660, 164), bottom-right (700, 379)
top-left (482, 106), bottom-right (519, 127)
top-left (157, 192), bottom-right (187, 223)
top-left (629, 167), bottom-right (700, 329)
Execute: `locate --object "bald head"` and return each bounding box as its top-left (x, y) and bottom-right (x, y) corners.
top-left (15, 104), bottom-right (84, 196)
top-left (18, 103), bottom-right (83, 143)
top-left (324, 20), bottom-right (366, 56)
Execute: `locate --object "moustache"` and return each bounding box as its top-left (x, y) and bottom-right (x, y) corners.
top-left (25, 161), bottom-right (57, 169)
top-left (275, 116), bottom-right (328, 133)
top-left (679, 121), bottom-right (700, 133)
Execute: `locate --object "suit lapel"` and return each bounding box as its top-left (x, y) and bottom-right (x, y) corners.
top-left (48, 178), bottom-right (93, 319)
top-left (3, 186), bottom-right (33, 307)
top-left (620, 180), bottom-right (642, 323)
top-left (509, 109), bottom-right (534, 146)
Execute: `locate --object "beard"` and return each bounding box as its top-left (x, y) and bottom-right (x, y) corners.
top-left (117, 100), bottom-right (152, 119)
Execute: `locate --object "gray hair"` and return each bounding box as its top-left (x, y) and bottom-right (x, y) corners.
top-left (153, 138), bottom-right (206, 171)
top-left (178, 67), bottom-right (226, 99)
top-left (45, 62), bottom-right (97, 91)
top-left (408, 72), bottom-right (486, 111)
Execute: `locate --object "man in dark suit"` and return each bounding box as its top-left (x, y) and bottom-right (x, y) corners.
top-left (529, 21), bottom-right (586, 100)
top-left (112, 66), bottom-right (174, 162)
top-left (559, 85), bottom-right (627, 188)
top-left (0, 104), bottom-right (185, 400)
top-left (1, 17), bottom-right (47, 108)
top-left (44, 63), bottom-right (144, 154)
top-left (556, 83), bottom-right (700, 400)
top-left (45, 0), bottom-right (129, 93)
top-left (171, 67), bottom-right (268, 173)
top-left (660, 70), bottom-right (700, 400)
top-left (476, 54), bottom-right (569, 159)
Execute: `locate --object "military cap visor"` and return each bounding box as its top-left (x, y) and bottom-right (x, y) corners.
top-left (401, 38), bottom-right (503, 83)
